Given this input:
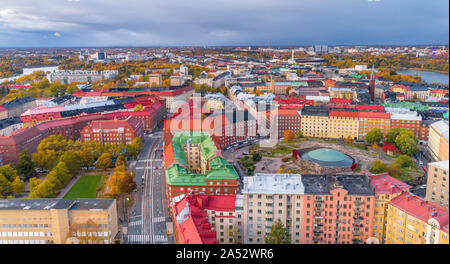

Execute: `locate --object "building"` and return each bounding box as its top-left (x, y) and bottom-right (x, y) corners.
top-left (358, 111), bottom-right (391, 140)
top-left (268, 109), bottom-right (302, 139)
top-left (0, 198), bottom-right (118, 244)
top-left (301, 174), bottom-right (375, 244)
top-left (328, 110), bottom-right (359, 140)
top-left (385, 191), bottom-right (449, 244)
top-left (164, 132), bottom-right (240, 202)
top-left (170, 194), bottom-right (243, 244)
top-left (1, 97), bottom-right (36, 119)
top-left (368, 173), bottom-right (411, 243)
top-left (300, 106), bottom-right (329, 138)
top-left (242, 173), bottom-right (304, 244)
top-left (425, 160), bottom-right (449, 209)
top-left (387, 108), bottom-right (427, 141)
top-left (46, 70), bottom-right (118, 84)
top-left (428, 120), bottom-right (449, 161)
top-left (149, 74), bottom-right (163, 86)
top-left (328, 88), bottom-right (357, 101)
top-left (180, 64), bottom-right (188, 76)
top-left (170, 75), bottom-right (184, 86)
top-left (81, 116), bottom-right (144, 145)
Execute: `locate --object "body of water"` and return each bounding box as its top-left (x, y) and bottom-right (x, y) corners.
top-left (397, 69), bottom-right (449, 85)
top-left (0, 66), bottom-right (59, 83)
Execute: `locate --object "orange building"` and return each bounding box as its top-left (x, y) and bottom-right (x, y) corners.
top-left (81, 116), bottom-right (144, 145)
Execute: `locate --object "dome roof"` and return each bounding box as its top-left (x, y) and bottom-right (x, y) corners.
top-left (307, 149), bottom-right (348, 162)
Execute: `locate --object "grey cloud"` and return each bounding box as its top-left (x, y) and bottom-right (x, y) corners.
top-left (0, 0), bottom-right (447, 47)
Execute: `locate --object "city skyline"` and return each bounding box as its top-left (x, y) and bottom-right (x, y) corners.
top-left (0, 0), bottom-right (448, 47)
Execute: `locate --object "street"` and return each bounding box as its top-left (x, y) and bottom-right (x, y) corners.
top-left (125, 125), bottom-right (173, 244)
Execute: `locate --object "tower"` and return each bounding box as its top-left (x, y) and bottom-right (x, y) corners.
top-left (369, 65), bottom-right (375, 102)
top-left (291, 49), bottom-right (294, 60)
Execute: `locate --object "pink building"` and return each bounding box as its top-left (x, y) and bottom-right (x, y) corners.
top-left (300, 175), bottom-right (375, 244)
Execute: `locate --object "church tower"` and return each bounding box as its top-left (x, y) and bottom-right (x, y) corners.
top-left (369, 65), bottom-right (376, 102)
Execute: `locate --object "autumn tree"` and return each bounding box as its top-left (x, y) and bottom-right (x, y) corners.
top-left (11, 176), bottom-right (25, 194)
top-left (265, 220), bottom-right (290, 244)
top-left (80, 148), bottom-right (95, 169)
top-left (59, 150), bottom-right (81, 176)
top-left (96, 153), bottom-right (112, 170)
top-left (134, 104), bottom-right (143, 111)
top-left (369, 160), bottom-right (388, 174)
top-left (284, 130), bottom-right (295, 142)
top-left (29, 177), bottom-right (42, 193)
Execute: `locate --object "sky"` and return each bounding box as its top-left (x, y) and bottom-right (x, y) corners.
top-left (0, 0), bottom-right (448, 47)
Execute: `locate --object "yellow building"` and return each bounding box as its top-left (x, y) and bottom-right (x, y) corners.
top-left (328, 111), bottom-right (359, 140)
top-left (0, 199), bottom-right (118, 244)
top-left (300, 107), bottom-right (329, 138)
top-left (427, 120), bottom-right (449, 161)
top-left (358, 112), bottom-right (391, 140)
top-left (385, 192), bottom-right (449, 244)
top-left (425, 160), bottom-right (449, 209)
top-left (369, 173), bottom-right (411, 244)
top-left (328, 88), bottom-right (357, 101)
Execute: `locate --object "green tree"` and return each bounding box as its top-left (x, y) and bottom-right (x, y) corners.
top-left (0, 174), bottom-right (12, 197)
top-left (96, 153), bottom-right (112, 170)
top-left (16, 150), bottom-right (36, 180)
top-left (264, 220), bottom-right (290, 244)
top-left (365, 129), bottom-right (383, 145)
top-left (395, 132), bottom-right (418, 156)
top-left (386, 127), bottom-right (405, 145)
top-left (386, 163), bottom-right (401, 177)
top-left (296, 131), bottom-right (304, 139)
top-left (0, 165), bottom-right (18, 182)
top-left (252, 153), bottom-right (262, 162)
top-left (393, 155), bottom-right (414, 168)
top-left (369, 160), bottom-right (388, 174)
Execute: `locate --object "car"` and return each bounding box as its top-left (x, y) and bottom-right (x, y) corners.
top-left (243, 151), bottom-right (249, 155)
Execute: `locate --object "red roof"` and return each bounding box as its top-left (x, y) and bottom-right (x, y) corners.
top-left (358, 111), bottom-right (391, 119)
top-left (369, 173), bottom-right (411, 195)
top-left (329, 110), bottom-right (359, 118)
top-left (389, 191), bottom-right (449, 232)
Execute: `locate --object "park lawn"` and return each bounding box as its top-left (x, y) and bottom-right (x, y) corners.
top-left (64, 174), bottom-right (103, 199)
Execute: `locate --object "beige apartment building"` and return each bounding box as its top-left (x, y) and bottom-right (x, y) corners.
top-left (242, 173), bottom-right (304, 244)
top-left (149, 74), bottom-right (163, 86)
top-left (425, 160), bottom-right (449, 209)
top-left (0, 199), bottom-right (118, 244)
top-left (428, 120), bottom-right (449, 161)
top-left (300, 107), bottom-right (329, 138)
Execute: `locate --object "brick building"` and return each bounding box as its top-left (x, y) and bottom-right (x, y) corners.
top-left (81, 116), bottom-right (144, 145)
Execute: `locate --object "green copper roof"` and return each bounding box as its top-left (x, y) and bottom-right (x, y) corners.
top-left (166, 132), bottom-right (239, 186)
top-left (307, 149), bottom-right (347, 162)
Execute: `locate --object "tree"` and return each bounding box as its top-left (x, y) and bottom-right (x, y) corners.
top-left (395, 132), bottom-right (418, 156)
top-left (80, 149), bottom-right (95, 169)
top-left (29, 177), bottom-right (42, 193)
top-left (59, 150), bottom-right (81, 176)
top-left (284, 130), bottom-right (295, 142)
top-left (264, 220), bottom-right (290, 244)
top-left (0, 174), bottom-right (12, 197)
top-left (0, 165), bottom-right (18, 182)
top-left (394, 155), bottom-right (414, 168)
top-left (296, 131), bottom-right (304, 139)
top-left (252, 153), bottom-right (262, 162)
top-left (370, 160), bottom-right (388, 174)
top-left (365, 129), bottom-right (383, 145)
top-left (386, 163), bottom-right (401, 177)
top-left (386, 127), bottom-right (405, 145)
top-left (116, 155), bottom-right (126, 167)
top-left (96, 153), bottom-right (112, 170)
top-left (134, 104), bottom-right (143, 111)
top-left (11, 176), bottom-right (25, 194)
top-left (16, 150), bottom-right (36, 180)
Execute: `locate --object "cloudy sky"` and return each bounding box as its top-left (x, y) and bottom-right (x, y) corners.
top-left (0, 0), bottom-right (448, 47)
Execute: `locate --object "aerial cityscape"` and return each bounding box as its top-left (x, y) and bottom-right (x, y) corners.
top-left (0, 0), bottom-right (448, 247)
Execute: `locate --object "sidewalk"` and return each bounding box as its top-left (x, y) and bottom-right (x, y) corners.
top-left (56, 173), bottom-right (81, 198)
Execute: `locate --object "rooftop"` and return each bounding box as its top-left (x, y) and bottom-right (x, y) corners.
top-left (243, 173), bottom-right (304, 195)
top-left (301, 174), bottom-right (374, 196)
top-left (0, 198), bottom-right (115, 211)
top-left (428, 160), bottom-right (449, 171)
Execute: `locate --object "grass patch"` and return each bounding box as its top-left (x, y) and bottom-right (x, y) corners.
top-left (64, 174), bottom-right (103, 199)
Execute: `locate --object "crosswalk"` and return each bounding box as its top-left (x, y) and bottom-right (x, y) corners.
top-left (129, 220), bottom-right (143, 226)
top-left (126, 234), bottom-right (167, 243)
top-left (127, 234), bottom-right (151, 243)
top-left (153, 235), bottom-right (167, 243)
top-left (152, 217), bottom-right (165, 223)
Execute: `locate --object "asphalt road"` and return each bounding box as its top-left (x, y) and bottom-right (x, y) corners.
top-left (126, 126), bottom-right (173, 244)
